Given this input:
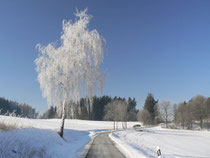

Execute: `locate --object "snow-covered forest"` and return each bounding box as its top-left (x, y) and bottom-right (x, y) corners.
top-left (41, 96), bottom-right (137, 121)
top-left (138, 93), bottom-right (210, 130)
top-left (0, 97), bottom-right (38, 118)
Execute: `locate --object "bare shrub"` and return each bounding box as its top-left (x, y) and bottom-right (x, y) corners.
top-left (159, 101), bottom-right (172, 127)
top-left (137, 109), bottom-right (152, 125)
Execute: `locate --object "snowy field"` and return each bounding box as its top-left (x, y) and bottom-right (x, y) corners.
top-left (110, 126), bottom-right (210, 158)
top-left (0, 115), bottom-right (136, 158)
top-left (2, 116), bottom-right (209, 158)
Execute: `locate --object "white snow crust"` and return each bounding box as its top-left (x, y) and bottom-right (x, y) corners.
top-left (110, 126), bottom-right (210, 158)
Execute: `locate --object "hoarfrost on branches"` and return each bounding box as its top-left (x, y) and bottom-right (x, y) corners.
top-left (35, 8), bottom-right (105, 116)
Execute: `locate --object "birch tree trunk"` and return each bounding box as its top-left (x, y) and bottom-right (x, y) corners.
top-left (59, 92), bottom-right (68, 137)
top-left (113, 121), bottom-right (115, 130)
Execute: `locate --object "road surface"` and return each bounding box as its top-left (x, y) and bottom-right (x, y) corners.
top-left (85, 132), bottom-right (125, 158)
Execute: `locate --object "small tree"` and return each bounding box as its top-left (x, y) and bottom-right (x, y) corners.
top-left (153, 103), bottom-right (162, 124)
top-left (185, 101), bottom-right (194, 129)
top-left (176, 102), bottom-right (188, 128)
top-left (137, 109), bottom-right (152, 125)
top-left (173, 104), bottom-right (178, 124)
top-left (104, 100), bottom-right (128, 130)
top-left (127, 108), bottom-right (138, 121)
top-left (205, 97), bottom-right (210, 128)
top-left (159, 101), bottom-right (172, 127)
top-left (191, 95), bottom-right (206, 129)
top-left (35, 9), bottom-right (105, 137)
top-left (143, 93), bottom-right (158, 123)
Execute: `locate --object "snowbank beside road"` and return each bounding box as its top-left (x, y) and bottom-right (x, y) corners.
top-left (109, 132), bottom-right (146, 158)
top-left (0, 115), bottom-right (137, 158)
top-left (0, 128), bottom-right (91, 158)
top-left (110, 126), bottom-right (210, 158)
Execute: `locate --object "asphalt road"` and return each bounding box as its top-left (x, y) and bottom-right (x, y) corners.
top-left (85, 132), bottom-right (125, 158)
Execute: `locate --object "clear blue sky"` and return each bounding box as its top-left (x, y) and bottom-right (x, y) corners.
top-left (1, 0), bottom-right (210, 113)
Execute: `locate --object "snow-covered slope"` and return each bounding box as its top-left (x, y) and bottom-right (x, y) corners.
top-left (110, 126), bottom-right (210, 158)
top-left (0, 115), bottom-right (137, 158)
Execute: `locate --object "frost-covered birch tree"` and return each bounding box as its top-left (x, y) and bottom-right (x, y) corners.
top-left (35, 9), bottom-right (105, 137)
top-left (104, 100), bottom-right (128, 130)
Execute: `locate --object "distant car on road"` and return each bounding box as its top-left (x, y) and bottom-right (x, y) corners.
top-left (133, 124), bottom-right (141, 129)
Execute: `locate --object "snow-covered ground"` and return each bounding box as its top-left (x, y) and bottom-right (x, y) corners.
top-left (110, 126), bottom-right (210, 158)
top-left (3, 116), bottom-right (209, 158)
top-left (0, 115), bottom-right (136, 158)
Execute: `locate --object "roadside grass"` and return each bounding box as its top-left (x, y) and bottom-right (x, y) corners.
top-left (0, 114), bottom-right (34, 131)
top-left (0, 127), bottom-right (53, 158)
top-left (0, 122), bottom-right (17, 131)
top-left (0, 143), bottom-right (47, 158)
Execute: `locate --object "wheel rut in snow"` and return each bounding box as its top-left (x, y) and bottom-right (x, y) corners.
top-left (85, 132), bottom-right (125, 158)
